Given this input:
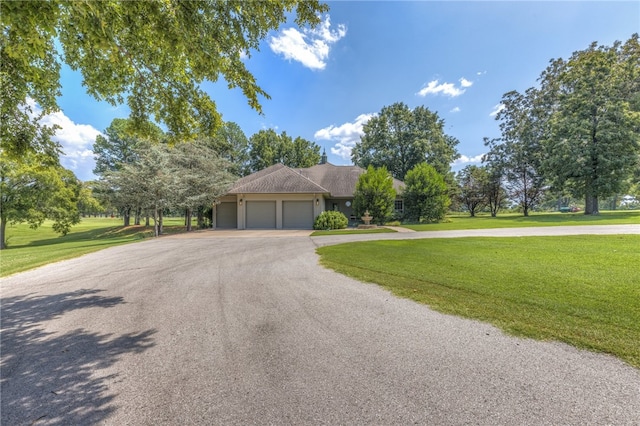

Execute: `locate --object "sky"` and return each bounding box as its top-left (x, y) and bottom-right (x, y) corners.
top-left (49, 1), bottom-right (640, 182)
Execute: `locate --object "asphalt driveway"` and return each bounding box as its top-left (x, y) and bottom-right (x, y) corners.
top-left (1, 225), bottom-right (639, 425)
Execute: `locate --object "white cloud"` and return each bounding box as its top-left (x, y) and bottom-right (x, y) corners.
top-left (490, 103), bottom-right (505, 117)
top-left (314, 113), bottom-right (374, 160)
top-left (452, 154), bottom-right (485, 166)
top-left (269, 15), bottom-right (346, 70)
top-left (459, 77), bottom-right (473, 88)
top-left (450, 107), bottom-right (461, 113)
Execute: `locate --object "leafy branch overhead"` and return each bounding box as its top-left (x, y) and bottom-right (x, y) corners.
top-left (1, 0), bottom-right (328, 153)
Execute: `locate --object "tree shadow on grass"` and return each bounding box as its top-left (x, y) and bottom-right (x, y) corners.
top-left (1, 289), bottom-right (156, 425)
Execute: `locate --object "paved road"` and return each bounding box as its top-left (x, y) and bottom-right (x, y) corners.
top-left (1, 225), bottom-right (639, 425)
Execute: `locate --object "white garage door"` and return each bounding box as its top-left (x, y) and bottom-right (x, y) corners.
top-left (246, 201), bottom-right (276, 229)
top-left (216, 202), bottom-right (237, 228)
top-left (283, 201), bottom-right (314, 229)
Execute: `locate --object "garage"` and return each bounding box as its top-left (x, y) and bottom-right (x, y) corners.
top-left (246, 201), bottom-right (276, 229)
top-left (283, 201), bottom-right (314, 229)
top-left (216, 202), bottom-right (237, 228)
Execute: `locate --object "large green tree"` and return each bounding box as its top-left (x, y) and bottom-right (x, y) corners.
top-left (485, 89), bottom-right (547, 216)
top-left (1, 0), bottom-right (327, 156)
top-left (0, 151), bottom-right (81, 249)
top-left (248, 129), bottom-right (321, 172)
top-left (352, 165), bottom-right (396, 225)
top-left (540, 34), bottom-right (640, 214)
top-left (206, 122), bottom-right (250, 177)
top-left (352, 102), bottom-right (459, 180)
top-left (403, 163), bottom-right (450, 223)
top-left (93, 118), bottom-right (164, 225)
top-left (170, 141), bottom-right (236, 231)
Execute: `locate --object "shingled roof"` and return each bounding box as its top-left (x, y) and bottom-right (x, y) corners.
top-left (228, 163), bottom-right (329, 194)
top-left (228, 163), bottom-right (404, 197)
top-left (296, 163), bottom-right (405, 197)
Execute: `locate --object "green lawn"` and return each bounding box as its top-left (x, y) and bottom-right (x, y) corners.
top-left (402, 210), bottom-right (640, 231)
top-left (0, 217), bottom-right (192, 277)
top-left (310, 227), bottom-right (397, 236)
top-left (317, 235), bottom-right (640, 369)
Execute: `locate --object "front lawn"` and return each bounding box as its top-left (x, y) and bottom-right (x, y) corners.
top-left (317, 235), bottom-right (640, 368)
top-left (0, 217), bottom-right (193, 277)
top-left (402, 210), bottom-right (639, 231)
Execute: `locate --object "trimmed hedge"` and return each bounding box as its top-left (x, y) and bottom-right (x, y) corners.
top-left (313, 210), bottom-right (348, 230)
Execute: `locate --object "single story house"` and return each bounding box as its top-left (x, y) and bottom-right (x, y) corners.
top-left (214, 156), bottom-right (405, 230)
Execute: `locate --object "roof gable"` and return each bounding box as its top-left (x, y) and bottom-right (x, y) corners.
top-left (228, 162), bottom-right (404, 197)
top-left (229, 164), bottom-right (328, 194)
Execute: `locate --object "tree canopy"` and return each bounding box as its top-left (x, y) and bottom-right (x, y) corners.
top-left (352, 102), bottom-right (459, 180)
top-left (1, 0), bottom-right (328, 156)
top-left (403, 163), bottom-right (449, 223)
top-left (248, 129), bottom-right (321, 172)
top-left (0, 151), bottom-right (81, 249)
top-left (352, 165), bottom-right (396, 225)
top-left (540, 34), bottom-right (640, 214)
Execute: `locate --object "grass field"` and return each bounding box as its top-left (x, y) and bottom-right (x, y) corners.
top-left (0, 217), bottom-right (192, 277)
top-left (317, 235), bottom-right (640, 368)
top-left (402, 210), bottom-right (640, 231)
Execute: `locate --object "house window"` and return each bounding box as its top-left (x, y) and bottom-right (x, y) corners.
top-left (394, 200), bottom-right (403, 212)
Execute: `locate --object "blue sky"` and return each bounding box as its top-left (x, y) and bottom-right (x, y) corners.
top-left (48, 1), bottom-right (639, 181)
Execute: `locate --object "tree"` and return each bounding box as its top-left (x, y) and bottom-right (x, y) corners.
top-left (456, 165), bottom-right (488, 217)
top-left (486, 89), bottom-right (547, 216)
top-left (540, 34), bottom-right (640, 214)
top-left (352, 166), bottom-right (396, 225)
top-left (1, 0), bottom-right (328, 155)
top-left (248, 129), bottom-right (320, 172)
top-left (93, 119), bottom-right (165, 225)
top-left (0, 151), bottom-right (81, 249)
top-left (206, 122), bottom-right (250, 177)
top-left (403, 163), bottom-right (450, 223)
top-left (352, 102), bottom-right (459, 180)
top-left (481, 147), bottom-right (508, 217)
top-left (170, 141), bottom-right (236, 231)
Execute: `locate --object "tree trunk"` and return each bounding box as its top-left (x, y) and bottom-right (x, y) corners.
top-left (159, 210), bottom-right (163, 235)
top-left (134, 207), bottom-right (141, 225)
top-left (0, 218), bottom-right (7, 250)
top-left (145, 215), bottom-right (150, 227)
top-left (186, 208), bottom-right (192, 232)
top-left (585, 193), bottom-right (599, 215)
top-left (123, 207), bottom-right (131, 226)
top-left (197, 207), bottom-right (205, 229)
top-left (153, 207), bottom-right (160, 237)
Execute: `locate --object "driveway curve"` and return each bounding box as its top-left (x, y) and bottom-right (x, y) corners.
top-left (1, 225), bottom-right (639, 425)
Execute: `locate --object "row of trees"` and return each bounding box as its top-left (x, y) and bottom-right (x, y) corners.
top-left (479, 35), bottom-right (640, 216)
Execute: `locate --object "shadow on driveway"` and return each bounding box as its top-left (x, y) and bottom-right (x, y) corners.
top-left (1, 289), bottom-right (156, 425)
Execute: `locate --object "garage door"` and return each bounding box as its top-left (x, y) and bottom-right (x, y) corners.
top-left (283, 201), bottom-right (314, 229)
top-left (246, 201), bottom-right (276, 229)
top-left (216, 202), bottom-right (237, 228)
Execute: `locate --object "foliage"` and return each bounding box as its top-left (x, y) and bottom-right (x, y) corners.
top-left (313, 210), bottom-right (348, 230)
top-left (485, 89), bottom-right (547, 216)
top-left (317, 235), bottom-right (640, 368)
top-left (353, 165), bottom-right (396, 225)
top-left (0, 151), bottom-right (81, 249)
top-left (352, 102), bottom-right (459, 180)
top-left (403, 163), bottom-right (450, 223)
top-left (93, 118), bottom-right (164, 175)
top-left (248, 129), bottom-right (321, 172)
top-left (206, 122), bottom-right (250, 177)
top-left (456, 165), bottom-right (488, 217)
top-left (1, 0), bottom-right (328, 154)
top-left (540, 34), bottom-right (640, 214)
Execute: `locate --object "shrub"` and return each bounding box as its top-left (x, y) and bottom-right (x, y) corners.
top-left (313, 211), bottom-right (348, 230)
